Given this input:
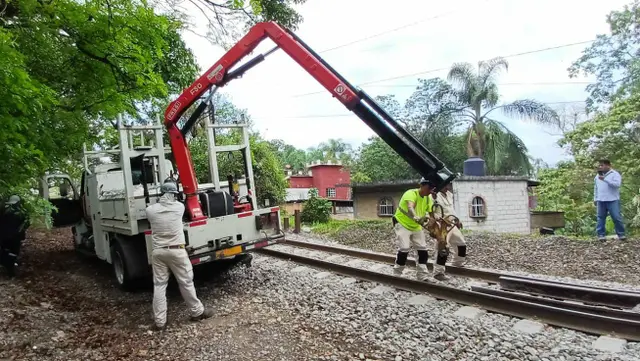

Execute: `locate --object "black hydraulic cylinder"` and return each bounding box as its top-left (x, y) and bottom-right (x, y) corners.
top-left (181, 88), bottom-right (218, 137)
top-left (352, 102), bottom-right (455, 191)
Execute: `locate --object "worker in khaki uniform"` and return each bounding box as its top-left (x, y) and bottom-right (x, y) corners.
top-left (392, 178), bottom-right (435, 281)
top-left (434, 183), bottom-right (467, 275)
top-left (146, 180), bottom-right (213, 330)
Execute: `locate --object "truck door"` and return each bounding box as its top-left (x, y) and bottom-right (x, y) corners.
top-left (41, 174), bottom-right (83, 227)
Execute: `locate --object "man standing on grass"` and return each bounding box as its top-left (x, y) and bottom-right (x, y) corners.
top-left (391, 178), bottom-right (435, 281)
top-left (593, 159), bottom-right (626, 241)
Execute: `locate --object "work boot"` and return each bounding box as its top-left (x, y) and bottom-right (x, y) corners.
top-left (392, 265), bottom-right (405, 277)
top-left (415, 263), bottom-right (429, 281)
top-left (152, 324), bottom-right (166, 332)
top-left (433, 273), bottom-right (449, 281)
top-left (191, 308), bottom-right (214, 322)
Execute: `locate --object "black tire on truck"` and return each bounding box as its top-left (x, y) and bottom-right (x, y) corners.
top-left (110, 234), bottom-right (150, 292)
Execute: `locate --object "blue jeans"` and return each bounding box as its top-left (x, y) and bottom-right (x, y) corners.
top-left (596, 200), bottom-right (625, 237)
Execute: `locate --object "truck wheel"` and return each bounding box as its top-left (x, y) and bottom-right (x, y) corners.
top-left (111, 236), bottom-right (148, 291)
top-left (111, 242), bottom-right (134, 291)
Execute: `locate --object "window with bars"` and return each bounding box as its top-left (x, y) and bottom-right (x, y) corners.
top-left (469, 196), bottom-right (486, 218)
top-left (377, 197), bottom-right (395, 217)
top-left (326, 188), bottom-right (336, 198)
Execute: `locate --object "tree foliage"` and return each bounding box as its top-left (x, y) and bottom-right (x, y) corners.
top-left (300, 188), bottom-right (332, 224)
top-left (0, 0), bottom-right (198, 203)
top-left (536, 87), bottom-right (640, 235)
top-left (535, 1), bottom-right (640, 236)
top-left (444, 57), bottom-right (560, 175)
top-left (568, 0), bottom-right (640, 111)
top-left (158, 0), bottom-right (307, 49)
top-left (188, 95), bottom-right (287, 205)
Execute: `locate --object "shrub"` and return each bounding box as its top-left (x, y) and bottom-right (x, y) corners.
top-left (301, 188), bottom-right (332, 224)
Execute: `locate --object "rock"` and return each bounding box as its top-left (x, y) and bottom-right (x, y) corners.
top-left (453, 306), bottom-right (486, 320)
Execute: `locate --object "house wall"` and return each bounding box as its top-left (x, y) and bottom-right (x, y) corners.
top-left (453, 180), bottom-right (530, 234)
top-left (288, 176), bottom-right (314, 188)
top-left (310, 165), bottom-right (351, 200)
top-left (353, 180), bottom-right (531, 234)
top-left (353, 190), bottom-right (404, 220)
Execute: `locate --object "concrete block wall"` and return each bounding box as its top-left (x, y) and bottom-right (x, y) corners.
top-left (453, 180), bottom-right (531, 234)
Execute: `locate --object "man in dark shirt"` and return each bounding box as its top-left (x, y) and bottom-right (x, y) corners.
top-left (0, 195), bottom-right (31, 277)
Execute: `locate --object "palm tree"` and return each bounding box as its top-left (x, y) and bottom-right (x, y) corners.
top-left (446, 57), bottom-right (559, 175)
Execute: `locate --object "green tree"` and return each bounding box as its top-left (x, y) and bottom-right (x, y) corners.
top-left (535, 161), bottom-right (597, 234)
top-left (353, 137), bottom-right (419, 182)
top-left (568, 0), bottom-right (640, 110)
top-left (315, 139), bottom-right (355, 167)
top-left (268, 139), bottom-right (308, 171)
top-left (352, 79), bottom-right (467, 182)
top-left (445, 58), bottom-right (559, 175)
top-left (536, 94), bottom-right (640, 234)
top-left (162, 0), bottom-right (308, 49)
top-left (188, 96), bottom-right (287, 205)
top-left (300, 188), bottom-right (332, 224)
top-left (0, 0), bottom-right (198, 199)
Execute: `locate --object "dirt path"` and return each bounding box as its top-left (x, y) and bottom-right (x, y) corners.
top-left (0, 228), bottom-right (377, 361)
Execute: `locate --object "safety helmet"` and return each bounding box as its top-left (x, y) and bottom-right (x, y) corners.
top-left (6, 195), bottom-right (21, 205)
top-left (160, 180), bottom-right (179, 194)
top-left (419, 177), bottom-right (434, 187)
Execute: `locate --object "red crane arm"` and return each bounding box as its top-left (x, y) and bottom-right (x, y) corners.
top-left (164, 21), bottom-right (455, 221)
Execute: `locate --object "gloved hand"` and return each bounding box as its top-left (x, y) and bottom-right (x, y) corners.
top-left (413, 216), bottom-right (422, 223)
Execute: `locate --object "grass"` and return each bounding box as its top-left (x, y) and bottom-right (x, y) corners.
top-left (311, 219), bottom-right (390, 235)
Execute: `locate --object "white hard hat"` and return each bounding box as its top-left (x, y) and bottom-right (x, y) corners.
top-left (160, 180), bottom-right (179, 194)
top-left (6, 195), bottom-right (20, 205)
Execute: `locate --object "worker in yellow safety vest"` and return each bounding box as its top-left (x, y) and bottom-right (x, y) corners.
top-left (392, 177), bottom-right (435, 281)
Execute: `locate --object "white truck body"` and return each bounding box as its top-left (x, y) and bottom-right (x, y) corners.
top-left (43, 116), bottom-right (283, 290)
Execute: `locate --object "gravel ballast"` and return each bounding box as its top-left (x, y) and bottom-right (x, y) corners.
top-left (308, 222), bottom-right (640, 287)
top-left (1, 227), bottom-right (640, 360)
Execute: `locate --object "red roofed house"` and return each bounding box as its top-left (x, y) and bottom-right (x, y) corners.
top-left (283, 160), bottom-right (353, 218)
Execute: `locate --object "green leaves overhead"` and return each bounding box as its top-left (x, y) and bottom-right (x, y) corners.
top-left (0, 0), bottom-right (200, 221)
top-left (442, 57), bottom-right (560, 174)
top-left (172, 0), bottom-right (307, 48)
top-left (568, 0), bottom-right (640, 111)
top-left (535, 1), bottom-right (640, 236)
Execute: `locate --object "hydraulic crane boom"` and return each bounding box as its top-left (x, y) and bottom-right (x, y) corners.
top-left (164, 21), bottom-right (457, 221)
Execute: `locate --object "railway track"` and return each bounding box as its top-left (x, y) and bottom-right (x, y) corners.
top-left (256, 239), bottom-right (640, 341)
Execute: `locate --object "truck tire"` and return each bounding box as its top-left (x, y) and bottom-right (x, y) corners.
top-left (111, 235), bottom-right (149, 291)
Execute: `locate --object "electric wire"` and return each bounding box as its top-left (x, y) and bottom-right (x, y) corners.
top-left (290, 40), bottom-right (595, 98)
top-left (252, 100), bottom-right (586, 121)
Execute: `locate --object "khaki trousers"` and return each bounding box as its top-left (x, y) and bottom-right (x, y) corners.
top-left (152, 248), bottom-right (204, 327)
top-left (392, 223), bottom-right (429, 280)
top-left (432, 225), bottom-right (467, 274)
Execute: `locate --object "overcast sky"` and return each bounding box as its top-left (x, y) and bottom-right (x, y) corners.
top-left (180, 0), bottom-right (628, 166)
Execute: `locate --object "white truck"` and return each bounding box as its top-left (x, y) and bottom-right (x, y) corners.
top-left (43, 115), bottom-right (284, 290)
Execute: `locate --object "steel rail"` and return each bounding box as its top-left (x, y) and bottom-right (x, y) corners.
top-left (500, 274), bottom-right (640, 296)
top-left (282, 239), bottom-right (501, 282)
top-left (471, 286), bottom-right (640, 322)
top-left (257, 248), bottom-right (640, 341)
top-left (499, 276), bottom-right (640, 309)
top-left (282, 240), bottom-right (640, 301)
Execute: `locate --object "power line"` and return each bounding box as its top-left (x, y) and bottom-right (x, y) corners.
top-left (345, 81), bottom-right (595, 89)
top-left (317, 0), bottom-right (492, 53)
top-left (319, 11), bottom-right (464, 53)
top-left (291, 40), bottom-right (595, 98)
top-left (252, 100), bottom-right (586, 120)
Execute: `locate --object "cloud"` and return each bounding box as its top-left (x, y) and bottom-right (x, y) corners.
top-left (179, 0), bottom-right (628, 166)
